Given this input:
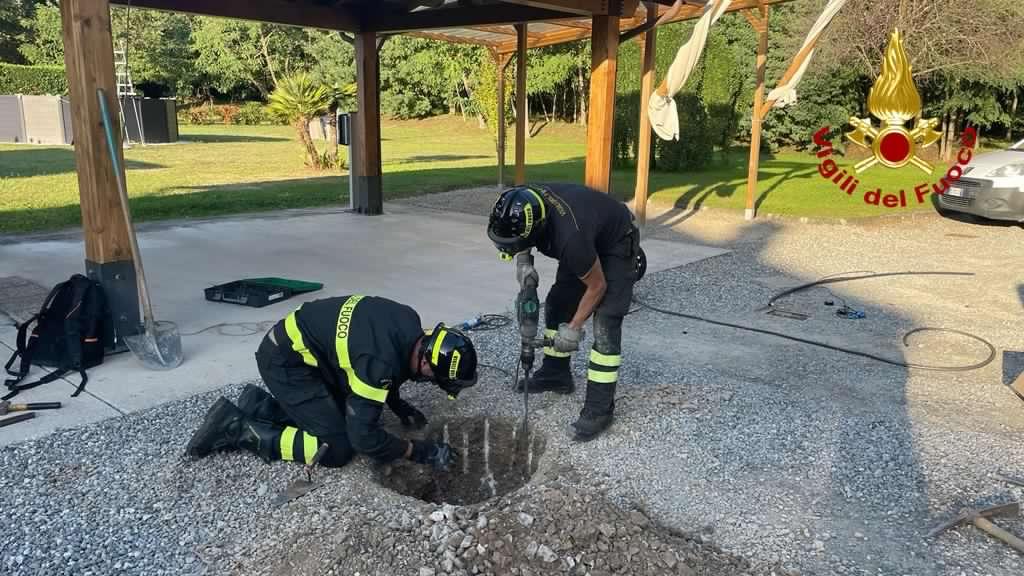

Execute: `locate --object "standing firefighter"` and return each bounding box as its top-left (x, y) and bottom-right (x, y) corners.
top-left (185, 295), bottom-right (478, 470)
top-left (487, 183), bottom-right (644, 441)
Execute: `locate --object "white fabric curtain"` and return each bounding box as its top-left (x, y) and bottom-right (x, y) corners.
top-left (647, 0), bottom-right (732, 141)
top-left (765, 0), bottom-right (848, 109)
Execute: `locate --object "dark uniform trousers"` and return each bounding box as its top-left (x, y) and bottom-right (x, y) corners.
top-left (542, 219), bottom-right (641, 386)
top-left (254, 329), bottom-right (356, 468)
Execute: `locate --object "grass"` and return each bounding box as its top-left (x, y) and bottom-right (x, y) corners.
top-left (0, 115), bottom-right (995, 234)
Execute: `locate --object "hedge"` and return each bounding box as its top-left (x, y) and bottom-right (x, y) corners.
top-left (0, 63), bottom-right (68, 96)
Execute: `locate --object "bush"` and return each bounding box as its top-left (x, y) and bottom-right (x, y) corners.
top-left (0, 63), bottom-right (67, 95)
top-left (236, 101), bottom-right (269, 125)
top-left (217, 104), bottom-right (240, 125)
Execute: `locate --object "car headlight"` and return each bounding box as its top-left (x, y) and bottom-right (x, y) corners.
top-left (987, 163), bottom-right (1024, 177)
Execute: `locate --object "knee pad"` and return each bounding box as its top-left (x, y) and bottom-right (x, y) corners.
top-left (592, 314), bottom-right (623, 355)
top-left (319, 435), bottom-right (355, 468)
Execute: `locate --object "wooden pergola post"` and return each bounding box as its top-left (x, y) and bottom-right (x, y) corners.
top-left (744, 4), bottom-right (768, 221)
top-left (633, 3), bottom-right (657, 233)
top-left (353, 31), bottom-right (383, 215)
top-left (514, 24), bottom-right (527, 185)
top-left (62, 0), bottom-right (139, 345)
top-left (585, 14), bottom-right (620, 193)
top-left (494, 51), bottom-right (512, 189)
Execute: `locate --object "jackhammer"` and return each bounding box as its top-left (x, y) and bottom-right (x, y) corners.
top-left (512, 251), bottom-right (549, 465)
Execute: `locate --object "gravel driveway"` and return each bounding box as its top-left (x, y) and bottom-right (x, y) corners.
top-left (2, 188), bottom-right (1023, 576)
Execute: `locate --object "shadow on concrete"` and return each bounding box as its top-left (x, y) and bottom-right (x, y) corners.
top-left (0, 148), bottom-right (163, 178)
top-left (179, 133), bottom-right (288, 144)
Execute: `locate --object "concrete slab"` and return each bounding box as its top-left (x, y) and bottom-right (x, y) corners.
top-left (0, 203), bottom-right (728, 443)
top-left (0, 330), bottom-right (122, 446)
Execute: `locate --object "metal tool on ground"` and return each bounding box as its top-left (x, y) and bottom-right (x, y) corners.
top-left (0, 401), bottom-right (61, 415)
top-left (96, 88), bottom-right (183, 371)
top-left (928, 501), bottom-right (1024, 554)
top-left (275, 443), bottom-right (330, 505)
top-left (0, 412), bottom-right (36, 428)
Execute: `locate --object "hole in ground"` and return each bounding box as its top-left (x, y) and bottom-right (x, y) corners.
top-left (377, 416), bottom-right (545, 505)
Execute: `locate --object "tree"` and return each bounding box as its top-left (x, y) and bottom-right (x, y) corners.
top-left (17, 2), bottom-right (60, 65)
top-left (322, 82), bottom-right (356, 168)
top-left (192, 19), bottom-right (306, 99)
top-left (267, 73), bottom-right (332, 170)
top-left (1, 0), bottom-right (39, 64)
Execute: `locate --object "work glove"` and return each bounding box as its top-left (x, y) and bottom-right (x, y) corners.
top-left (388, 397), bottom-right (427, 430)
top-left (411, 440), bottom-right (459, 472)
top-left (553, 323), bottom-right (584, 353)
top-left (515, 253), bottom-right (539, 288)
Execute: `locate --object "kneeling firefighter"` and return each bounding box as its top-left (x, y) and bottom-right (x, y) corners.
top-left (186, 295), bottom-right (478, 470)
top-left (487, 182), bottom-right (645, 441)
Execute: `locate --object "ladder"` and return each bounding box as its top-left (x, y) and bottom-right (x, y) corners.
top-left (114, 44), bottom-right (144, 144)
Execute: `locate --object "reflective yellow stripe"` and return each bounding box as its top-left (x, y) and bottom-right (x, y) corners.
top-left (302, 432), bottom-right (318, 464)
top-left (336, 296), bottom-right (388, 403)
top-left (588, 369), bottom-right (618, 384)
top-left (285, 311), bottom-right (318, 367)
top-left (589, 349), bottom-right (622, 367)
top-left (543, 328), bottom-right (570, 357)
top-left (280, 427), bottom-right (298, 461)
top-left (526, 187), bottom-right (547, 221)
top-left (432, 329), bottom-right (448, 365)
top-left (544, 347), bottom-right (571, 358)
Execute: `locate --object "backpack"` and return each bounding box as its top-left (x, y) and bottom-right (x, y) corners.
top-left (3, 274), bottom-right (109, 401)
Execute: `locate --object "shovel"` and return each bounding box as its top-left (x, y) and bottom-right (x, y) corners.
top-left (96, 89), bottom-right (183, 370)
top-left (274, 443), bottom-right (330, 506)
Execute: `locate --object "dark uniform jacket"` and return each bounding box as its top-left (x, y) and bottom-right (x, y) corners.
top-left (273, 295), bottom-right (424, 462)
top-left (530, 182), bottom-right (635, 278)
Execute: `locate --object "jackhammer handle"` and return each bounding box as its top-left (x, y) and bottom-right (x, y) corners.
top-left (974, 516), bottom-right (1024, 554)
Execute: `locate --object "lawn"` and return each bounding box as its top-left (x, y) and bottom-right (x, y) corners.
top-left (0, 115), bottom-right (981, 234)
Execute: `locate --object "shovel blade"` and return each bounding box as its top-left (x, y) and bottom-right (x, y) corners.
top-left (274, 479), bottom-right (320, 506)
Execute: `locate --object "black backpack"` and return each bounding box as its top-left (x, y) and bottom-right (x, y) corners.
top-left (4, 274), bottom-right (108, 401)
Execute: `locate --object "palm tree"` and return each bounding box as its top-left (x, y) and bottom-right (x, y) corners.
top-left (267, 73), bottom-right (333, 169)
top-left (323, 82), bottom-right (357, 169)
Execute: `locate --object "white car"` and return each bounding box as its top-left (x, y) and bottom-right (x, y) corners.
top-left (938, 138), bottom-right (1024, 222)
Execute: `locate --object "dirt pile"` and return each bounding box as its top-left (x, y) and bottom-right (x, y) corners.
top-left (288, 473), bottom-right (753, 576)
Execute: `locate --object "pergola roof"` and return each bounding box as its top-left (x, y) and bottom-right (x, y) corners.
top-left (112, 0), bottom-right (794, 53)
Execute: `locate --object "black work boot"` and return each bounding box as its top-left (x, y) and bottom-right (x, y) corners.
top-left (186, 397), bottom-right (282, 462)
top-left (237, 384), bottom-right (295, 426)
top-left (516, 356), bottom-right (575, 394)
top-left (571, 382), bottom-right (616, 441)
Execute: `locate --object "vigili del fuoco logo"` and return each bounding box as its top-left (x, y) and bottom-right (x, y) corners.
top-left (812, 29), bottom-right (976, 209)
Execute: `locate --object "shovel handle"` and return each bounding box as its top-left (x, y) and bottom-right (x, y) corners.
top-left (0, 412), bottom-right (36, 428)
top-left (19, 402), bottom-right (62, 411)
top-left (309, 443), bottom-right (329, 468)
top-left (974, 516), bottom-right (1024, 554)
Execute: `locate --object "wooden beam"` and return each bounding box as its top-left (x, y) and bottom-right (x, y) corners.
top-left (585, 14), bottom-right (620, 192)
top-left (494, 51), bottom-right (512, 189)
top-left (365, 4), bottom-right (578, 33)
top-left (471, 25), bottom-right (545, 39)
top-left (410, 29), bottom-right (501, 47)
top-left (515, 24), bottom-right (528, 185)
top-left (761, 13), bottom-right (828, 115)
top-left (109, 0), bottom-right (358, 32)
top-left (501, 0), bottom-right (612, 16)
top-left (634, 3), bottom-right (657, 231)
top-left (62, 0), bottom-right (140, 343)
top-left (353, 31), bottom-right (383, 215)
top-left (744, 3), bottom-right (768, 221)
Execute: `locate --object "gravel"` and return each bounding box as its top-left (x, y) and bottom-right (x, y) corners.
top-left (3, 195), bottom-right (1024, 575)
